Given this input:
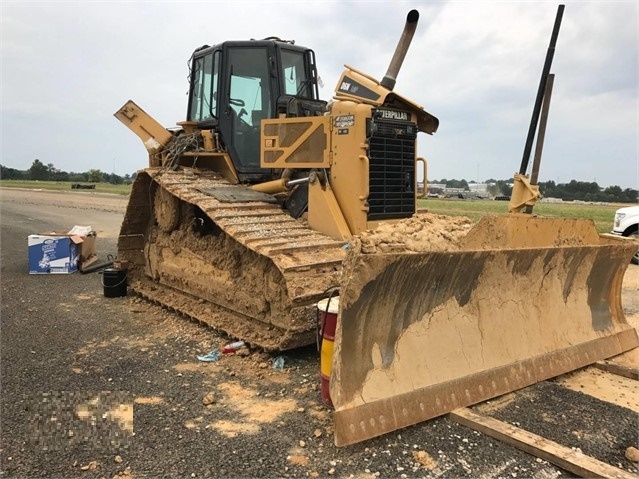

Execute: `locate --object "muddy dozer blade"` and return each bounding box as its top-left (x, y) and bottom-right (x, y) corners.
top-left (330, 215), bottom-right (638, 446)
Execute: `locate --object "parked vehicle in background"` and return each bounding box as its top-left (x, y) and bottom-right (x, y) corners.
top-left (612, 205), bottom-right (639, 265)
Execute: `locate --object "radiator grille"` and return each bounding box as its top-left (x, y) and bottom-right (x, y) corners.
top-left (367, 110), bottom-right (417, 220)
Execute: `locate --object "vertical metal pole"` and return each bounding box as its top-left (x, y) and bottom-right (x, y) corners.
top-left (525, 74), bottom-right (555, 214)
top-left (519, 4), bottom-right (564, 175)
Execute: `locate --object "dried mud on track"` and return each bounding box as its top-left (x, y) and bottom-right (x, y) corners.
top-left (1, 188), bottom-right (638, 478)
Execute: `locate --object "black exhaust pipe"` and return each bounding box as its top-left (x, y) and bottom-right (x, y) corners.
top-left (380, 9), bottom-right (419, 91)
top-left (519, 4), bottom-right (564, 175)
top-left (80, 260), bottom-right (114, 274)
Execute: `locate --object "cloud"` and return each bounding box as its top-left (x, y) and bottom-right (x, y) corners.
top-left (1, 1), bottom-right (637, 189)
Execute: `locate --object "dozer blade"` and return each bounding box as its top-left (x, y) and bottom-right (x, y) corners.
top-left (330, 214), bottom-right (639, 446)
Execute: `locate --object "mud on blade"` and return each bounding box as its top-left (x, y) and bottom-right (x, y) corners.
top-left (330, 215), bottom-right (638, 446)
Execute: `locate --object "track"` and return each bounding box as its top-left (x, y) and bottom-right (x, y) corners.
top-left (118, 169), bottom-right (346, 350)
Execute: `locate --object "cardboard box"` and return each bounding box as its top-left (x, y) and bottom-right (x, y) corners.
top-left (28, 231), bottom-right (98, 274)
top-left (78, 232), bottom-right (98, 269)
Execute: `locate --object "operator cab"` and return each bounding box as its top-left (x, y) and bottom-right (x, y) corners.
top-left (187, 39), bottom-right (326, 183)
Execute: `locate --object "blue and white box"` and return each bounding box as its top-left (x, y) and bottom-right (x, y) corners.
top-left (28, 234), bottom-right (82, 274)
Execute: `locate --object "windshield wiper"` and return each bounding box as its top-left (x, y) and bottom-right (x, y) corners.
top-left (295, 79), bottom-right (312, 97)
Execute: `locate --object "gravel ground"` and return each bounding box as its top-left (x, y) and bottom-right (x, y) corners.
top-left (475, 382), bottom-right (639, 473)
top-left (1, 187), bottom-right (637, 478)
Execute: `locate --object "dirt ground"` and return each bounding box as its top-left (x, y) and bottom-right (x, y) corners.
top-left (1, 187), bottom-right (638, 478)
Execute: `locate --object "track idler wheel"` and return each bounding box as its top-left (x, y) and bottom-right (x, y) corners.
top-left (154, 186), bottom-right (180, 232)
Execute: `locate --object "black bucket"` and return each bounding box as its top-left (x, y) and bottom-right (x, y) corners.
top-left (103, 268), bottom-right (127, 298)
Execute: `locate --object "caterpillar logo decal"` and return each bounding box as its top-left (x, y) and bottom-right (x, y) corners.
top-left (375, 109), bottom-right (409, 121)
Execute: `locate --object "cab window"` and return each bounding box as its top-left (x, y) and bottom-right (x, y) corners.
top-left (189, 51), bottom-right (220, 121)
top-left (227, 47), bottom-right (271, 169)
top-left (281, 50), bottom-right (313, 99)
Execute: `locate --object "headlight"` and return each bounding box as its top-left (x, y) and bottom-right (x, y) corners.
top-left (615, 212), bottom-right (626, 228)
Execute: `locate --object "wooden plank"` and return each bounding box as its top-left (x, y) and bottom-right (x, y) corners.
top-left (594, 360), bottom-right (639, 380)
top-left (449, 408), bottom-right (635, 479)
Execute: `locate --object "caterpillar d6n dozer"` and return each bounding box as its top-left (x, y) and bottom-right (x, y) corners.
top-left (116, 7), bottom-right (638, 447)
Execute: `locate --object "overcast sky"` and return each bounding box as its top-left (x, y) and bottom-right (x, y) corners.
top-left (1, 1), bottom-right (637, 189)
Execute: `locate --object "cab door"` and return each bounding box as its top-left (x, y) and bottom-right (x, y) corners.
top-left (219, 45), bottom-right (276, 181)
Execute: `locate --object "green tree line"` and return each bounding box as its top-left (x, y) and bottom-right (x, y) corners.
top-left (2, 160), bottom-right (637, 203)
top-left (0, 159), bottom-right (135, 185)
top-left (431, 178), bottom-right (637, 203)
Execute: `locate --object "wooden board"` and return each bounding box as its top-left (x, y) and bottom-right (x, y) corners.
top-left (449, 407), bottom-right (636, 479)
top-left (594, 360), bottom-right (638, 380)
top-left (594, 349), bottom-right (638, 380)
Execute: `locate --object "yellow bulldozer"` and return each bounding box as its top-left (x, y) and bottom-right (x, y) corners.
top-left (115, 8), bottom-right (638, 447)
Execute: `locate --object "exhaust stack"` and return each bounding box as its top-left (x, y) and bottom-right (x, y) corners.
top-left (380, 9), bottom-right (419, 91)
